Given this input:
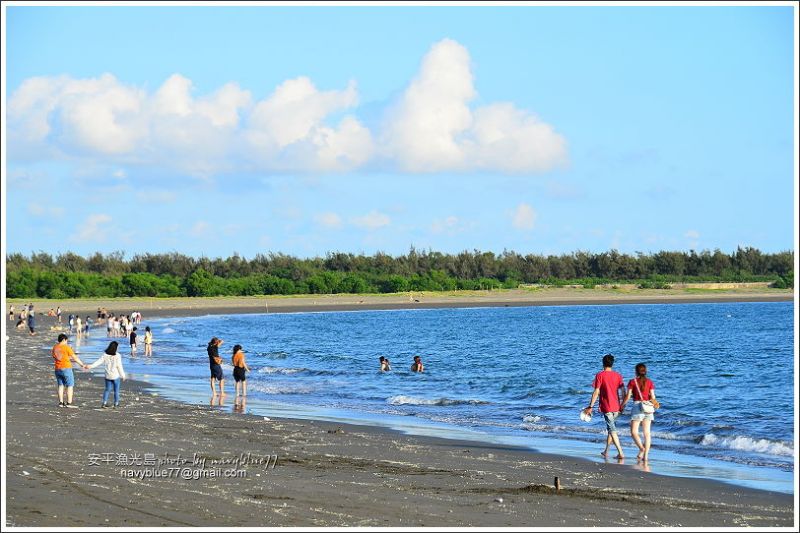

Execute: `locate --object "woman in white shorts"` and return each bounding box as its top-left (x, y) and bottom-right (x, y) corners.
top-left (621, 363), bottom-right (659, 462)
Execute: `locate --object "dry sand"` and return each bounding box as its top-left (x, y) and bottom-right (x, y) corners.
top-left (7, 286), bottom-right (794, 318)
top-left (4, 297), bottom-right (796, 527)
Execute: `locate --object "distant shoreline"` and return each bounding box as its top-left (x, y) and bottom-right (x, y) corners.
top-left (7, 287), bottom-right (793, 318)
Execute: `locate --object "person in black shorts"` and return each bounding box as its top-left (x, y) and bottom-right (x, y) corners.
top-left (129, 327), bottom-right (138, 355)
top-left (231, 344), bottom-right (251, 397)
top-left (207, 337), bottom-right (225, 396)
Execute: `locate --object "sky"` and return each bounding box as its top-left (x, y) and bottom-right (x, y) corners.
top-left (3, 4), bottom-right (796, 259)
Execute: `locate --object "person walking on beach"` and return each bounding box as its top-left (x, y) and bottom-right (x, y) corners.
top-left (143, 326), bottom-right (153, 356)
top-left (75, 316), bottom-right (83, 339)
top-left (582, 354), bottom-right (626, 459)
top-left (231, 344), bottom-right (250, 397)
top-left (207, 337), bottom-right (226, 396)
top-left (9, 304), bottom-right (14, 321)
top-left (52, 333), bottom-right (88, 408)
top-left (620, 363), bottom-right (660, 462)
top-left (129, 327), bottom-right (138, 355)
top-left (57, 306), bottom-right (62, 323)
top-left (379, 356), bottom-right (392, 372)
top-left (411, 355), bottom-right (424, 372)
top-left (86, 341), bottom-right (127, 408)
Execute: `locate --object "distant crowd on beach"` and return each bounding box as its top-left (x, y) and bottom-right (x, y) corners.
top-left (13, 303), bottom-right (659, 464)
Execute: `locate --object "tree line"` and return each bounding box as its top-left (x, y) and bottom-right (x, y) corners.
top-left (5, 247), bottom-right (794, 299)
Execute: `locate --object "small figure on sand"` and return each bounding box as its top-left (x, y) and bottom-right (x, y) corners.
top-left (231, 344), bottom-right (251, 397)
top-left (143, 326), bottom-right (153, 356)
top-left (379, 356), bottom-right (392, 372)
top-left (583, 354), bottom-right (626, 460)
top-left (207, 337), bottom-right (225, 396)
top-left (52, 333), bottom-right (88, 408)
top-left (8, 304), bottom-right (15, 321)
top-left (86, 341), bottom-right (127, 408)
top-left (620, 363), bottom-right (659, 462)
top-left (411, 355), bottom-right (424, 373)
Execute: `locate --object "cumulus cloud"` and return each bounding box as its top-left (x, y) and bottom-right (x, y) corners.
top-left (511, 203), bottom-right (537, 231)
top-left (431, 215), bottom-right (472, 235)
top-left (314, 212), bottom-right (344, 229)
top-left (69, 214), bottom-right (113, 243)
top-left (7, 39), bottom-right (566, 176)
top-left (381, 39), bottom-right (567, 173)
top-left (351, 210), bottom-right (391, 230)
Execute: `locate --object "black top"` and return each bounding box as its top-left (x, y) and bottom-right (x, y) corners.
top-left (130, 332), bottom-right (137, 344)
top-left (207, 344), bottom-right (221, 368)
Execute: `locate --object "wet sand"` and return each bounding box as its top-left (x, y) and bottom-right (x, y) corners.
top-left (4, 310), bottom-right (795, 527)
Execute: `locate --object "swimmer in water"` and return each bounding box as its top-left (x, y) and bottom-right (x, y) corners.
top-left (379, 356), bottom-right (391, 372)
top-left (410, 355), bottom-right (424, 373)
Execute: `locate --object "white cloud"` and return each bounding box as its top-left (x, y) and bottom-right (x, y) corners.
top-left (381, 38), bottom-right (567, 173)
top-left (351, 210), bottom-right (391, 230)
top-left (431, 215), bottom-right (472, 235)
top-left (69, 214), bottom-right (113, 242)
top-left (189, 221), bottom-right (210, 237)
top-left (27, 203), bottom-right (65, 218)
top-left (7, 39), bottom-right (566, 177)
top-left (314, 212), bottom-right (343, 229)
top-left (137, 189), bottom-right (177, 204)
top-left (511, 203), bottom-right (537, 231)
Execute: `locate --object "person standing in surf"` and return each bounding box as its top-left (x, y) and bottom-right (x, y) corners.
top-left (231, 344), bottom-right (250, 397)
top-left (583, 353), bottom-right (626, 459)
top-left (207, 337), bottom-right (226, 396)
top-left (410, 355), bottom-right (424, 372)
top-left (620, 363), bottom-right (659, 462)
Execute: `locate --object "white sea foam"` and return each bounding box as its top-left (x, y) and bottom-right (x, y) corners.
top-left (387, 395), bottom-right (489, 406)
top-left (161, 327), bottom-right (176, 334)
top-left (699, 433), bottom-right (794, 457)
top-left (249, 383), bottom-right (315, 395)
top-left (258, 366), bottom-right (307, 375)
top-left (522, 414), bottom-right (543, 423)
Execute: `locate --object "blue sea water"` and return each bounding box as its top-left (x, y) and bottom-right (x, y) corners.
top-left (72, 301), bottom-right (796, 493)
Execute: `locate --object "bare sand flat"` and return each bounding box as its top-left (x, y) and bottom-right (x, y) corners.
top-left (7, 286), bottom-right (794, 318)
top-left (4, 309), bottom-right (795, 527)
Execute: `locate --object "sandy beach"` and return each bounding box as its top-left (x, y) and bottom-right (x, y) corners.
top-left (6, 286), bottom-right (794, 318)
top-left (4, 299), bottom-right (795, 527)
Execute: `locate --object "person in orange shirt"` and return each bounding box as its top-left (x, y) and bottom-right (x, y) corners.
top-left (231, 344), bottom-right (251, 398)
top-left (52, 333), bottom-right (88, 408)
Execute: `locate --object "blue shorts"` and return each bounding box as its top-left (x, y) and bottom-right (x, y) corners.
top-left (55, 369), bottom-right (75, 387)
top-left (210, 365), bottom-right (224, 381)
top-left (603, 411), bottom-right (620, 434)
top-left (630, 401), bottom-right (655, 422)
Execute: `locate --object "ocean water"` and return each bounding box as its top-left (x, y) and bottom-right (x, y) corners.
top-left (72, 301), bottom-right (795, 493)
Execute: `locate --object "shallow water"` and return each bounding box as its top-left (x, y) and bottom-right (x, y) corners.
top-left (73, 301), bottom-right (795, 493)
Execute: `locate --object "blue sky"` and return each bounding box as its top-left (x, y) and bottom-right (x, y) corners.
top-left (4, 5), bottom-right (796, 259)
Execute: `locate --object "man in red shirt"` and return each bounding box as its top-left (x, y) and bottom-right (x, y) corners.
top-left (582, 354), bottom-right (625, 459)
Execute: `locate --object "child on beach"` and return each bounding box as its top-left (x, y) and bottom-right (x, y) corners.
top-left (231, 344), bottom-right (251, 397)
top-left (144, 326), bottom-right (153, 356)
top-left (583, 354), bottom-right (626, 460)
top-left (86, 341), bottom-right (127, 408)
top-left (411, 355), bottom-right (424, 372)
top-left (129, 327), bottom-right (138, 355)
top-left (207, 337), bottom-right (225, 395)
top-left (620, 363), bottom-right (659, 462)
top-left (52, 333), bottom-right (88, 408)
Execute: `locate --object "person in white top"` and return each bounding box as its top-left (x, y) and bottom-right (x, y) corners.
top-left (86, 341), bottom-right (127, 408)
